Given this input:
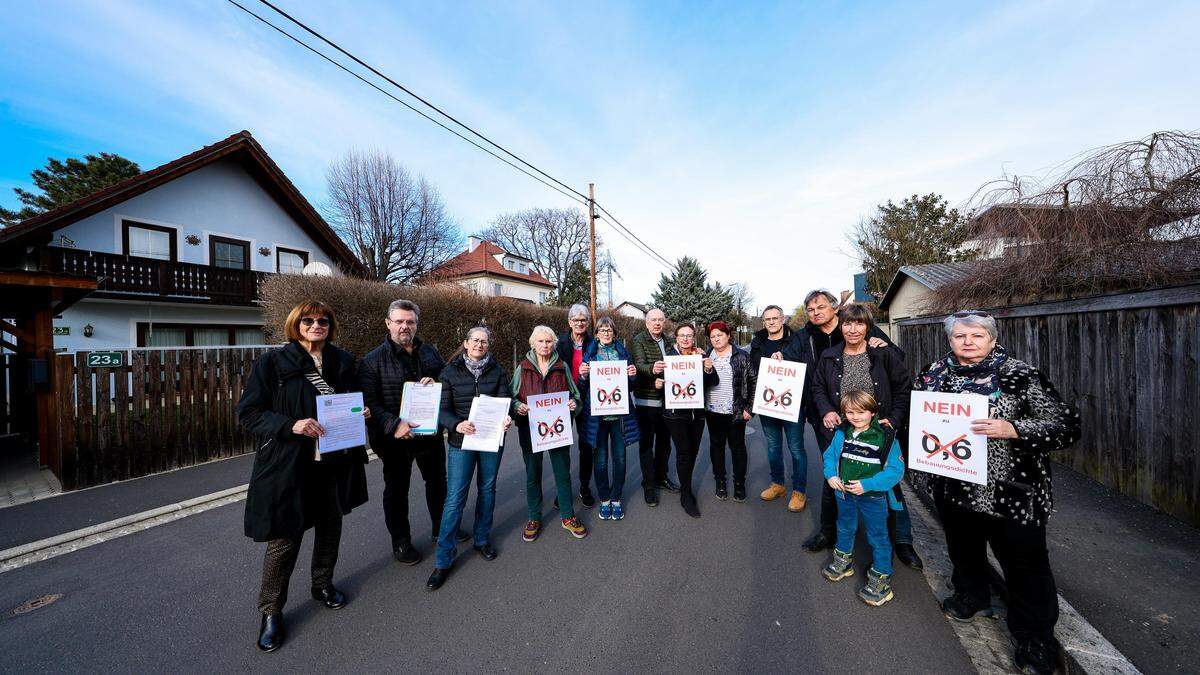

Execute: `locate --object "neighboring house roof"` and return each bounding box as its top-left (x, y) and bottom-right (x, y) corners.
top-left (617, 301), bottom-right (648, 312)
top-left (0, 130), bottom-right (365, 276)
top-left (878, 261), bottom-right (974, 311)
top-left (430, 240), bottom-right (556, 288)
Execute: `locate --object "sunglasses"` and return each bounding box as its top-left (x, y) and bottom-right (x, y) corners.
top-left (952, 310), bottom-right (992, 319)
top-left (300, 317), bottom-right (330, 327)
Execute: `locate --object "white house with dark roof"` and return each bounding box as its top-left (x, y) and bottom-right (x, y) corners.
top-left (0, 131), bottom-right (365, 352)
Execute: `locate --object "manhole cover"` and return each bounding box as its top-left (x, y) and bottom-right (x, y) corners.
top-left (9, 593), bottom-right (62, 616)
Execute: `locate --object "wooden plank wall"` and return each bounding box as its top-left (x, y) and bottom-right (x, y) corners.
top-left (53, 347), bottom-right (270, 490)
top-left (897, 302), bottom-right (1200, 526)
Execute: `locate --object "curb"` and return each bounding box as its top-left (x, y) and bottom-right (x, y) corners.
top-left (903, 482), bottom-right (1140, 675)
top-left (0, 450), bottom-right (379, 569)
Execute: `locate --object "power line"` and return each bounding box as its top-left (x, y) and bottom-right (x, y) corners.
top-left (229, 0), bottom-right (674, 270)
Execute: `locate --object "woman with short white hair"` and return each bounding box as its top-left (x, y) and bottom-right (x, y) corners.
top-left (511, 325), bottom-right (588, 542)
top-left (914, 310), bottom-right (1079, 675)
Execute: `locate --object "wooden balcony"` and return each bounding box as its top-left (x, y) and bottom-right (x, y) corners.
top-left (37, 247), bottom-right (267, 306)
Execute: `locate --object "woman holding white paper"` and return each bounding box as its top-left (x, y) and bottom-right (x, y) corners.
top-left (237, 301), bottom-right (368, 653)
top-left (703, 321), bottom-right (755, 503)
top-left (428, 326), bottom-right (513, 592)
top-left (511, 325), bottom-right (588, 541)
top-left (660, 323), bottom-right (718, 518)
top-left (915, 311), bottom-right (1080, 675)
top-left (577, 317), bottom-right (640, 521)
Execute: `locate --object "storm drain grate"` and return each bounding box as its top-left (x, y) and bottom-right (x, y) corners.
top-left (9, 593), bottom-right (62, 616)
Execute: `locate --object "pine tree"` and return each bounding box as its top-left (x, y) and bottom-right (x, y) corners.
top-left (1, 152), bottom-right (141, 226)
top-left (650, 256), bottom-right (734, 326)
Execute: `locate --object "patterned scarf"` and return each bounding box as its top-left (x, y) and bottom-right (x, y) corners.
top-left (920, 344), bottom-right (1008, 400)
top-left (464, 354), bottom-right (490, 380)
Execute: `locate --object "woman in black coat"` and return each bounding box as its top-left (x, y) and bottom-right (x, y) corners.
top-left (658, 323), bottom-right (719, 518)
top-left (808, 303), bottom-right (922, 570)
top-left (236, 301), bottom-right (368, 653)
top-left (703, 320), bottom-right (756, 503)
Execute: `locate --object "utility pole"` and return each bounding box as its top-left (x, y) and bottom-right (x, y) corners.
top-left (588, 182), bottom-right (597, 320)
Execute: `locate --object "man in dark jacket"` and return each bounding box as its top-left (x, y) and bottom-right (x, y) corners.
top-left (748, 305), bottom-right (811, 512)
top-left (360, 299), bottom-right (464, 565)
top-left (629, 307), bottom-right (677, 506)
top-left (556, 303), bottom-right (597, 508)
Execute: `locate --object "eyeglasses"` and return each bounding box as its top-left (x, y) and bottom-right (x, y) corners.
top-left (569, 318), bottom-right (589, 323)
top-left (467, 338), bottom-right (489, 345)
top-left (300, 317), bottom-right (330, 327)
top-left (952, 310), bottom-right (992, 319)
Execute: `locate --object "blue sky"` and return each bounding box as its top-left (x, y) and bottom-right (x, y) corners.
top-left (3, 0), bottom-right (1198, 310)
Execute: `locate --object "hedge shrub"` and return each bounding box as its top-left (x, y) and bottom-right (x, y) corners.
top-left (259, 275), bottom-right (645, 367)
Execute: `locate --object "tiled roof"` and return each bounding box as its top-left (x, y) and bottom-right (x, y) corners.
top-left (430, 240), bottom-right (556, 288)
top-left (0, 131), bottom-right (365, 275)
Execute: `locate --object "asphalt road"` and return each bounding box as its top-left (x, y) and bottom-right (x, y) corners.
top-left (0, 422), bottom-right (973, 673)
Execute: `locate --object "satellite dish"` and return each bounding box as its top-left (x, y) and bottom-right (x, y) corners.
top-left (302, 261), bottom-right (333, 277)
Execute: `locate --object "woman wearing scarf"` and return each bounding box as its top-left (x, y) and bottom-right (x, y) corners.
top-left (511, 325), bottom-right (588, 541)
top-left (237, 301), bottom-right (369, 652)
top-left (916, 311), bottom-right (1080, 675)
top-left (577, 317), bottom-right (640, 521)
top-left (659, 323), bottom-right (718, 518)
top-left (427, 326), bottom-right (513, 591)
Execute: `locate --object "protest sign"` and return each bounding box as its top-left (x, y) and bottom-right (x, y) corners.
top-left (527, 392), bottom-right (573, 452)
top-left (589, 360), bottom-right (629, 416)
top-left (907, 391), bottom-right (988, 485)
top-left (664, 354), bottom-right (704, 409)
top-left (752, 357), bottom-right (806, 422)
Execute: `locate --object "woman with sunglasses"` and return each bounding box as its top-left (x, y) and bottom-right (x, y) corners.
top-left (658, 323), bottom-right (718, 518)
top-left (237, 301), bottom-right (370, 653)
top-left (704, 321), bottom-right (755, 503)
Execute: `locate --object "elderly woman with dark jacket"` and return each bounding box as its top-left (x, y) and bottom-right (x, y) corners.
top-left (917, 311), bottom-right (1080, 675)
top-left (703, 321), bottom-right (756, 503)
top-left (237, 301), bottom-right (369, 653)
top-left (809, 303), bottom-right (922, 570)
top-left (426, 326), bottom-right (513, 592)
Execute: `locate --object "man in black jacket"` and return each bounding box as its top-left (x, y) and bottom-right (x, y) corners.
top-left (360, 299), bottom-right (465, 565)
top-left (556, 303), bottom-right (597, 508)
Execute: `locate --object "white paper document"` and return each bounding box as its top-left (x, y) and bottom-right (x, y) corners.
top-left (664, 354), bottom-right (704, 409)
top-left (907, 391), bottom-right (989, 485)
top-left (461, 395), bottom-right (511, 452)
top-left (752, 357), bottom-right (807, 422)
top-left (399, 381), bottom-right (442, 435)
top-left (527, 392), bottom-right (573, 452)
top-left (588, 360), bottom-right (630, 416)
top-left (316, 392), bottom-right (367, 453)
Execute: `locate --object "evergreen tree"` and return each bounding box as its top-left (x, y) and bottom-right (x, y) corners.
top-left (650, 256), bottom-right (734, 326)
top-left (548, 257), bottom-right (590, 307)
top-left (1, 152), bottom-right (141, 226)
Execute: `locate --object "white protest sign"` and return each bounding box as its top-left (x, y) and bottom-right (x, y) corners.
top-left (399, 381), bottom-right (442, 435)
top-left (752, 357), bottom-right (806, 422)
top-left (527, 392), bottom-right (573, 452)
top-left (589, 360), bottom-right (629, 416)
top-left (907, 391), bottom-right (989, 486)
top-left (664, 354), bottom-right (704, 409)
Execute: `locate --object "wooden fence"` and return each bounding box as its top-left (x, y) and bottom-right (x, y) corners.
top-left (53, 346), bottom-right (271, 490)
top-left (895, 282), bottom-right (1200, 526)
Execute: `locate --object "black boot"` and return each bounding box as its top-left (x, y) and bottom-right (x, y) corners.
top-left (311, 585), bottom-right (347, 609)
top-left (803, 531), bottom-right (833, 553)
top-left (895, 543), bottom-right (924, 570)
top-left (733, 481), bottom-right (747, 503)
top-left (681, 492), bottom-right (701, 518)
top-left (393, 540), bottom-right (421, 566)
top-left (257, 613), bottom-right (285, 652)
top-left (714, 477), bottom-right (728, 501)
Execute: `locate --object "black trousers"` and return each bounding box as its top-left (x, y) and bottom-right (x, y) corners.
top-left (636, 404), bottom-right (673, 488)
top-left (666, 416), bottom-right (706, 498)
top-left (577, 438), bottom-right (593, 497)
top-left (936, 493), bottom-right (1059, 642)
top-left (705, 411), bottom-right (747, 484)
top-left (257, 480), bottom-right (342, 615)
top-left (377, 438), bottom-right (447, 547)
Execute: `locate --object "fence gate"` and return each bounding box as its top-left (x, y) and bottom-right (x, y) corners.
top-left (53, 347), bottom-right (270, 490)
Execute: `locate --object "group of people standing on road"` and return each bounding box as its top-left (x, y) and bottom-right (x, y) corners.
top-left (237, 291), bottom-right (1080, 675)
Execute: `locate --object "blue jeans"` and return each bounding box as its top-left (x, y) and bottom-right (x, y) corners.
top-left (592, 420), bottom-right (627, 502)
top-left (435, 444), bottom-right (504, 569)
top-left (760, 416), bottom-right (806, 492)
top-left (834, 491), bottom-right (893, 576)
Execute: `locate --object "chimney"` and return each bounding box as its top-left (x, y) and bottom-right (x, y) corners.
top-left (468, 236), bottom-right (483, 252)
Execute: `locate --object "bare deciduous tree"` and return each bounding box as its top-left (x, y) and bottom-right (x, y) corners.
top-left (480, 207), bottom-right (614, 299)
top-left (325, 150), bottom-right (461, 283)
top-left (933, 130), bottom-right (1200, 308)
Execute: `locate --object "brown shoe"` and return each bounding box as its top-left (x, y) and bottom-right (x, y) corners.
top-left (522, 520), bottom-right (541, 542)
top-left (561, 517), bottom-right (589, 539)
top-left (759, 483), bottom-right (787, 501)
top-left (788, 491), bottom-right (807, 512)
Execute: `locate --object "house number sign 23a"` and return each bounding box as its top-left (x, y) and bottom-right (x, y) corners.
top-left (87, 351), bottom-right (126, 368)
